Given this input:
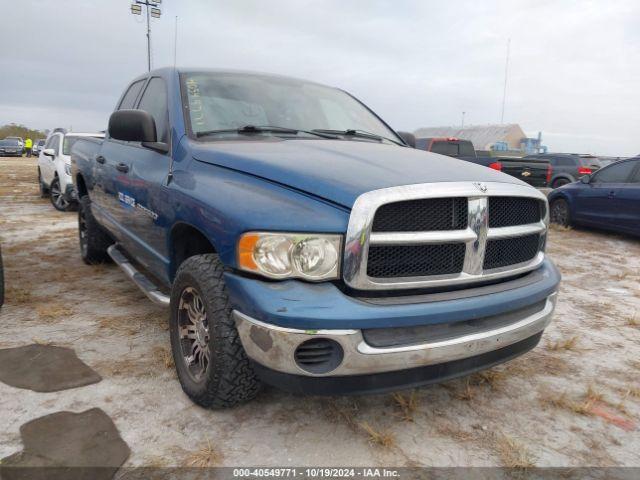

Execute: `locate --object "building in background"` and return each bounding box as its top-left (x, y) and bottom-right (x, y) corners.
top-left (413, 124), bottom-right (547, 155)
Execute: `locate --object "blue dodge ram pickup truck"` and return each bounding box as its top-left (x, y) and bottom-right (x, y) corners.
top-left (72, 68), bottom-right (560, 408)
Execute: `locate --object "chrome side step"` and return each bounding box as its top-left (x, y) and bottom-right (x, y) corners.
top-left (107, 245), bottom-right (170, 307)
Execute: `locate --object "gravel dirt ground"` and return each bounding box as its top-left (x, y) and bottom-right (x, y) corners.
top-left (0, 157), bottom-right (639, 469)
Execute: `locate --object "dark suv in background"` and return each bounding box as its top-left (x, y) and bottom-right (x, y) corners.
top-left (525, 153), bottom-right (602, 188)
top-left (416, 137), bottom-right (550, 188)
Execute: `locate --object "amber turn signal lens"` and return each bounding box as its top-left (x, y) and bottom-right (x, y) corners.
top-left (238, 233), bottom-right (259, 270)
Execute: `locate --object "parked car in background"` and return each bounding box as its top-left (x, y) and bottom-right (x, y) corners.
top-left (525, 153), bottom-right (602, 188)
top-left (0, 138), bottom-right (23, 156)
top-left (548, 156), bottom-right (640, 236)
top-left (415, 137), bottom-right (550, 188)
top-left (38, 130), bottom-right (104, 211)
top-left (5, 136), bottom-right (24, 154)
top-left (33, 139), bottom-right (46, 157)
top-left (71, 68), bottom-right (559, 408)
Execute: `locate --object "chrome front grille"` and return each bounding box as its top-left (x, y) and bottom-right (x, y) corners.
top-left (343, 182), bottom-right (549, 291)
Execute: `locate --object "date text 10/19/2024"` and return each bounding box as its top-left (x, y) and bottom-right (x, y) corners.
top-left (232, 468), bottom-right (400, 478)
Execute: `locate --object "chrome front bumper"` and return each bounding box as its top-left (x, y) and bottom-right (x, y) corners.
top-left (234, 292), bottom-right (557, 377)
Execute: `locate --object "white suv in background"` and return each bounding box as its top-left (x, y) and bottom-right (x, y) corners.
top-left (38, 130), bottom-right (104, 211)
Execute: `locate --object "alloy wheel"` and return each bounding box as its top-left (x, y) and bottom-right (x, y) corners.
top-left (551, 200), bottom-right (568, 225)
top-left (177, 287), bottom-right (211, 382)
top-left (51, 179), bottom-right (69, 210)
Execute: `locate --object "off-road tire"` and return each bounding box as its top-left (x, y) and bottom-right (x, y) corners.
top-left (550, 198), bottom-right (571, 227)
top-left (38, 169), bottom-right (49, 198)
top-left (170, 254), bottom-right (261, 408)
top-left (78, 195), bottom-right (112, 264)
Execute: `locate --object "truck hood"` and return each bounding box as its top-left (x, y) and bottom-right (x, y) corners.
top-left (191, 139), bottom-right (526, 208)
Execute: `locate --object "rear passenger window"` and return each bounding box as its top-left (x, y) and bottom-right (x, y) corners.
top-left (593, 161), bottom-right (636, 184)
top-left (118, 80), bottom-right (145, 110)
top-left (137, 77), bottom-right (169, 144)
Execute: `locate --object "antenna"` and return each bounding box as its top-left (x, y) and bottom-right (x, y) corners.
top-left (174, 16), bottom-right (178, 67)
top-left (130, 0), bottom-right (162, 72)
top-left (500, 38), bottom-right (511, 124)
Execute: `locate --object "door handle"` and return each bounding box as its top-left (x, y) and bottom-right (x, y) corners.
top-left (95, 155), bottom-right (106, 164)
top-left (116, 163), bottom-right (130, 173)
top-left (608, 190), bottom-right (616, 199)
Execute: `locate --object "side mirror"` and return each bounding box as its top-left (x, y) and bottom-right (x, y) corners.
top-left (580, 174), bottom-right (591, 184)
top-left (109, 109), bottom-right (157, 143)
top-left (43, 148), bottom-right (55, 157)
top-left (397, 131), bottom-right (416, 148)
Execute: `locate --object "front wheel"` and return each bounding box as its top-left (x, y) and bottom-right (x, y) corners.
top-left (550, 198), bottom-right (571, 227)
top-left (170, 254), bottom-right (261, 408)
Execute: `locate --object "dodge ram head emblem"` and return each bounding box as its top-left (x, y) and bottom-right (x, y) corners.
top-left (473, 182), bottom-right (488, 193)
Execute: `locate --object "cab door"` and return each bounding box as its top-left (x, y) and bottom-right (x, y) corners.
top-left (612, 159), bottom-right (640, 234)
top-left (91, 79), bottom-right (147, 232)
top-left (573, 160), bottom-right (638, 229)
top-left (111, 77), bottom-right (172, 278)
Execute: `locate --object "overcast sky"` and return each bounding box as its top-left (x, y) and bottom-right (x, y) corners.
top-left (1, 0), bottom-right (638, 156)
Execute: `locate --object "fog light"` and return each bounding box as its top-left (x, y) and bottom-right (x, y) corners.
top-left (294, 338), bottom-right (343, 374)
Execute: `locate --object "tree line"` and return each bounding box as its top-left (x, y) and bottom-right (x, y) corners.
top-left (0, 123), bottom-right (48, 141)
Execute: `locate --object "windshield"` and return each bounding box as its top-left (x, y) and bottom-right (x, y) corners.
top-left (0, 139), bottom-right (20, 146)
top-left (181, 72), bottom-right (399, 142)
top-left (63, 136), bottom-right (81, 155)
top-left (579, 157), bottom-right (602, 168)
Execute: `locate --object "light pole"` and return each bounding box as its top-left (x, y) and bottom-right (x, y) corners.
top-left (130, 0), bottom-right (162, 72)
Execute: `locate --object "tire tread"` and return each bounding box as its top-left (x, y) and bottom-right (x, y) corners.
top-left (170, 254), bottom-right (261, 408)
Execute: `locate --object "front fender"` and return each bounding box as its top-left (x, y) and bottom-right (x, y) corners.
top-left (166, 160), bottom-right (350, 269)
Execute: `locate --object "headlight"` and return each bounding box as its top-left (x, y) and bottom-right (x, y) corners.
top-left (238, 232), bottom-right (342, 281)
top-left (64, 164), bottom-right (72, 175)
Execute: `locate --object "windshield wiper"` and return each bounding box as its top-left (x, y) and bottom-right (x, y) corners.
top-left (196, 125), bottom-right (338, 139)
top-left (312, 129), bottom-right (403, 146)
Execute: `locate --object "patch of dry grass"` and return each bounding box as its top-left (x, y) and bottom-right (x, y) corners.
top-left (546, 335), bottom-right (580, 352)
top-left (154, 346), bottom-right (175, 369)
top-left (392, 391), bottom-right (418, 422)
top-left (540, 385), bottom-right (605, 416)
top-left (548, 223), bottom-right (572, 232)
top-left (35, 304), bottom-right (74, 321)
top-left (5, 286), bottom-right (32, 304)
top-left (434, 421), bottom-right (475, 441)
top-left (359, 421), bottom-right (395, 448)
top-left (324, 399), bottom-right (360, 432)
top-left (470, 369), bottom-right (505, 389)
top-left (494, 432), bottom-right (535, 469)
top-left (96, 314), bottom-right (140, 336)
top-left (184, 439), bottom-right (223, 467)
top-left (454, 379), bottom-right (475, 401)
top-left (621, 386), bottom-right (640, 399)
top-left (325, 400), bottom-right (395, 449)
top-left (625, 312), bottom-right (639, 327)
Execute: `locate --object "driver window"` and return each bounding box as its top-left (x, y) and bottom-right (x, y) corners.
top-left (591, 161), bottom-right (636, 184)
